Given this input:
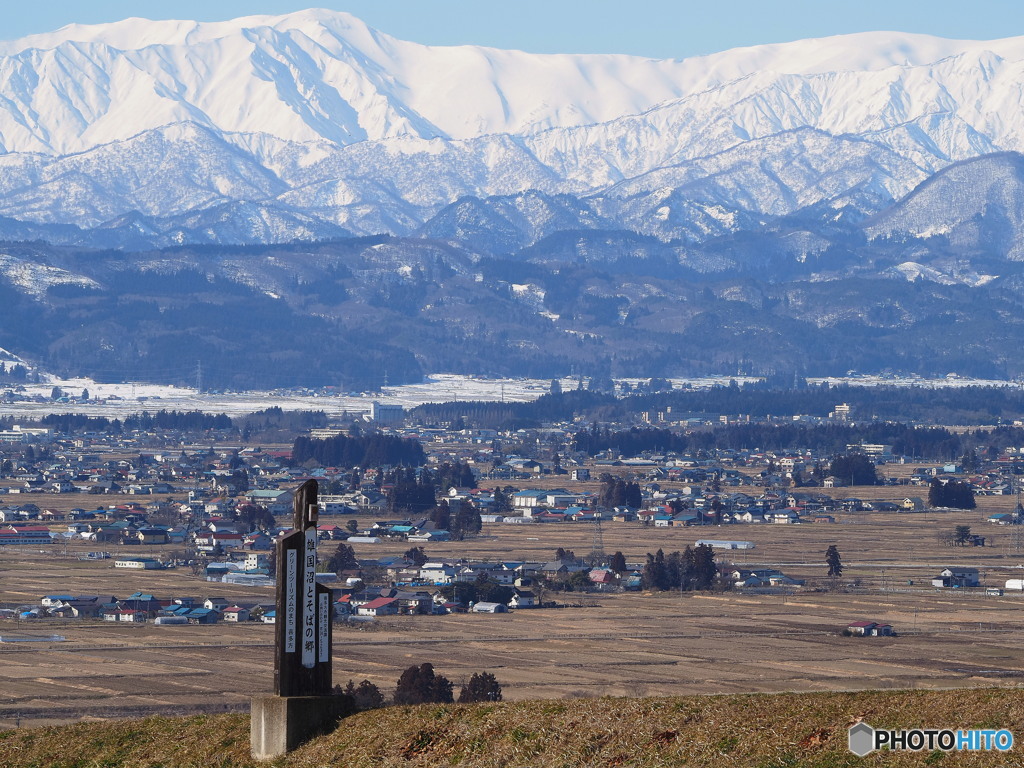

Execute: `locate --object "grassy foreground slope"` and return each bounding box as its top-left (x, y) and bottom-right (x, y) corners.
top-left (3, 688), bottom-right (1024, 767)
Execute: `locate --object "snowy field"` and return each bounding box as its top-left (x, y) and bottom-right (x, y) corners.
top-left (0, 371), bottom-right (1020, 420)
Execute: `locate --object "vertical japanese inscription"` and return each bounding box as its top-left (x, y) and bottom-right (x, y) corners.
top-left (318, 591), bottom-right (330, 663)
top-left (302, 528), bottom-right (317, 668)
top-left (285, 549), bottom-right (297, 653)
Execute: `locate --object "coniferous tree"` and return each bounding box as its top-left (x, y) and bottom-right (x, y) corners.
top-left (954, 525), bottom-right (973, 546)
top-left (326, 543), bottom-right (359, 573)
top-left (691, 544), bottom-right (717, 590)
top-left (492, 487), bottom-right (513, 514)
top-left (609, 551), bottom-right (627, 573)
top-left (458, 672), bottom-right (503, 703)
top-left (449, 504), bottom-right (481, 540)
top-left (337, 679), bottom-right (385, 710)
top-left (825, 544), bottom-right (843, 578)
top-left (624, 481), bottom-right (642, 509)
top-left (393, 663), bottom-right (454, 705)
top-left (642, 549), bottom-right (667, 590)
top-left (429, 501), bottom-right (451, 531)
top-left (555, 547), bottom-right (577, 563)
top-left (404, 546), bottom-right (428, 566)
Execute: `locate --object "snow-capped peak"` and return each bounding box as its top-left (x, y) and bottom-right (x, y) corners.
top-left (2, 11), bottom-right (1024, 248)
top-left (2, 11), bottom-right (1024, 156)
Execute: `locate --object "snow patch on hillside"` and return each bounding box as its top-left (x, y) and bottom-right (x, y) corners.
top-left (0, 255), bottom-right (100, 298)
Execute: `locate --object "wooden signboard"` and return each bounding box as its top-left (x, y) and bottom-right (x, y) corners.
top-left (274, 479), bottom-right (332, 696)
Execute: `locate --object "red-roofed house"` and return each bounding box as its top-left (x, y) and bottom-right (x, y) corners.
top-left (357, 597), bottom-right (400, 617)
top-left (222, 606), bottom-right (250, 622)
top-left (846, 621), bottom-right (894, 637)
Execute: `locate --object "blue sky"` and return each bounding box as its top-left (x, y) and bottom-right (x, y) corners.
top-left (6, 2), bottom-right (1024, 58)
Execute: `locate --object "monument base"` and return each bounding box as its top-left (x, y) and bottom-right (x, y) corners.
top-left (250, 695), bottom-right (353, 760)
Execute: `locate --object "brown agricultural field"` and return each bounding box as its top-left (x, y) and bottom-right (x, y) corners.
top-left (3, 484), bottom-right (1024, 730)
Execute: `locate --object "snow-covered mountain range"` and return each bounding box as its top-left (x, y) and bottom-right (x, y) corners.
top-left (9, 11), bottom-right (1024, 389)
top-left (0, 9), bottom-right (1022, 246)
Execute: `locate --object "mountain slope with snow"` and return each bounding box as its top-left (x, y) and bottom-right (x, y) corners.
top-left (0, 12), bottom-right (1021, 159)
top-left (0, 10), bottom-right (1023, 250)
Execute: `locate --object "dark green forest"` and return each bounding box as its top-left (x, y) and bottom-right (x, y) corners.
top-left (7, 233), bottom-right (1024, 390)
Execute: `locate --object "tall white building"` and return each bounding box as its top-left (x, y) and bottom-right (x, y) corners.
top-left (369, 402), bottom-right (404, 425)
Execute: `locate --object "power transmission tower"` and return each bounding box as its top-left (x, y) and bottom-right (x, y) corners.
top-left (1008, 487), bottom-right (1024, 556)
top-left (590, 516), bottom-right (605, 566)
top-left (195, 360), bottom-right (202, 393)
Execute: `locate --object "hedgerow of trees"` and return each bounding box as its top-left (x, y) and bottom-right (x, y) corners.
top-left (827, 454), bottom-right (879, 485)
top-left (641, 545), bottom-right (720, 591)
top-left (597, 474), bottom-right (642, 509)
top-left (928, 479), bottom-right (976, 509)
top-left (291, 433), bottom-right (426, 467)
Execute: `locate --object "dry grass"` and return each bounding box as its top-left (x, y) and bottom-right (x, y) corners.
top-left (4, 689), bottom-right (1024, 767)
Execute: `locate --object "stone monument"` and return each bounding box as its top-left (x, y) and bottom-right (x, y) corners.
top-left (251, 479), bottom-right (352, 759)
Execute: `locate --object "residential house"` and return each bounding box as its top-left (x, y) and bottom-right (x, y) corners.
top-left (357, 597), bottom-right (400, 616)
top-left (589, 569), bottom-right (617, 588)
top-left (470, 602), bottom-right (508, 613)
top-left (932, 567), bottom-right (980, 588)
top-left (246, 489), bottom-right (291, 514)
top-left (203, 597), bottom-right (231, 612)
top-left (509, 589), bottom-right (537, 609)
top-left (419, 563), bottom-right (457, 585)
top-left (221, 605), bottom-right (250, 622)
top-left (104, 609), bottom-right (146, 623)
top-left (135, 528), bottom-right (169, 545)
top-left (48, 601), bottom-right (99, 619)
top-left (185, 608), bottom-right (220, 624)
top-left (846, 621), bottom-right (894, 637)
top-left (512, 490), bottom-right (548, 511)
top-left (114, 557), bottom-right (162, 569)
top-left (243, 532), bottom-right (273, 550)
top-left (732, 568), bottom-right (804, 588)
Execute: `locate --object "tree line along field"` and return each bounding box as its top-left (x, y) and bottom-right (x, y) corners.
top-left (2, 484), bottom-right (1024, 730)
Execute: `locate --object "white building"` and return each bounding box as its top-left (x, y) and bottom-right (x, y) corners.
top-left (114, 557), bottom-right (162, 570)
top-left (369, 402), bottom-right (405, 425)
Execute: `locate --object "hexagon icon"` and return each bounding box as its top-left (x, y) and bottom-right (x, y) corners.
top-left (848, 722), bottom-right (875, 756)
